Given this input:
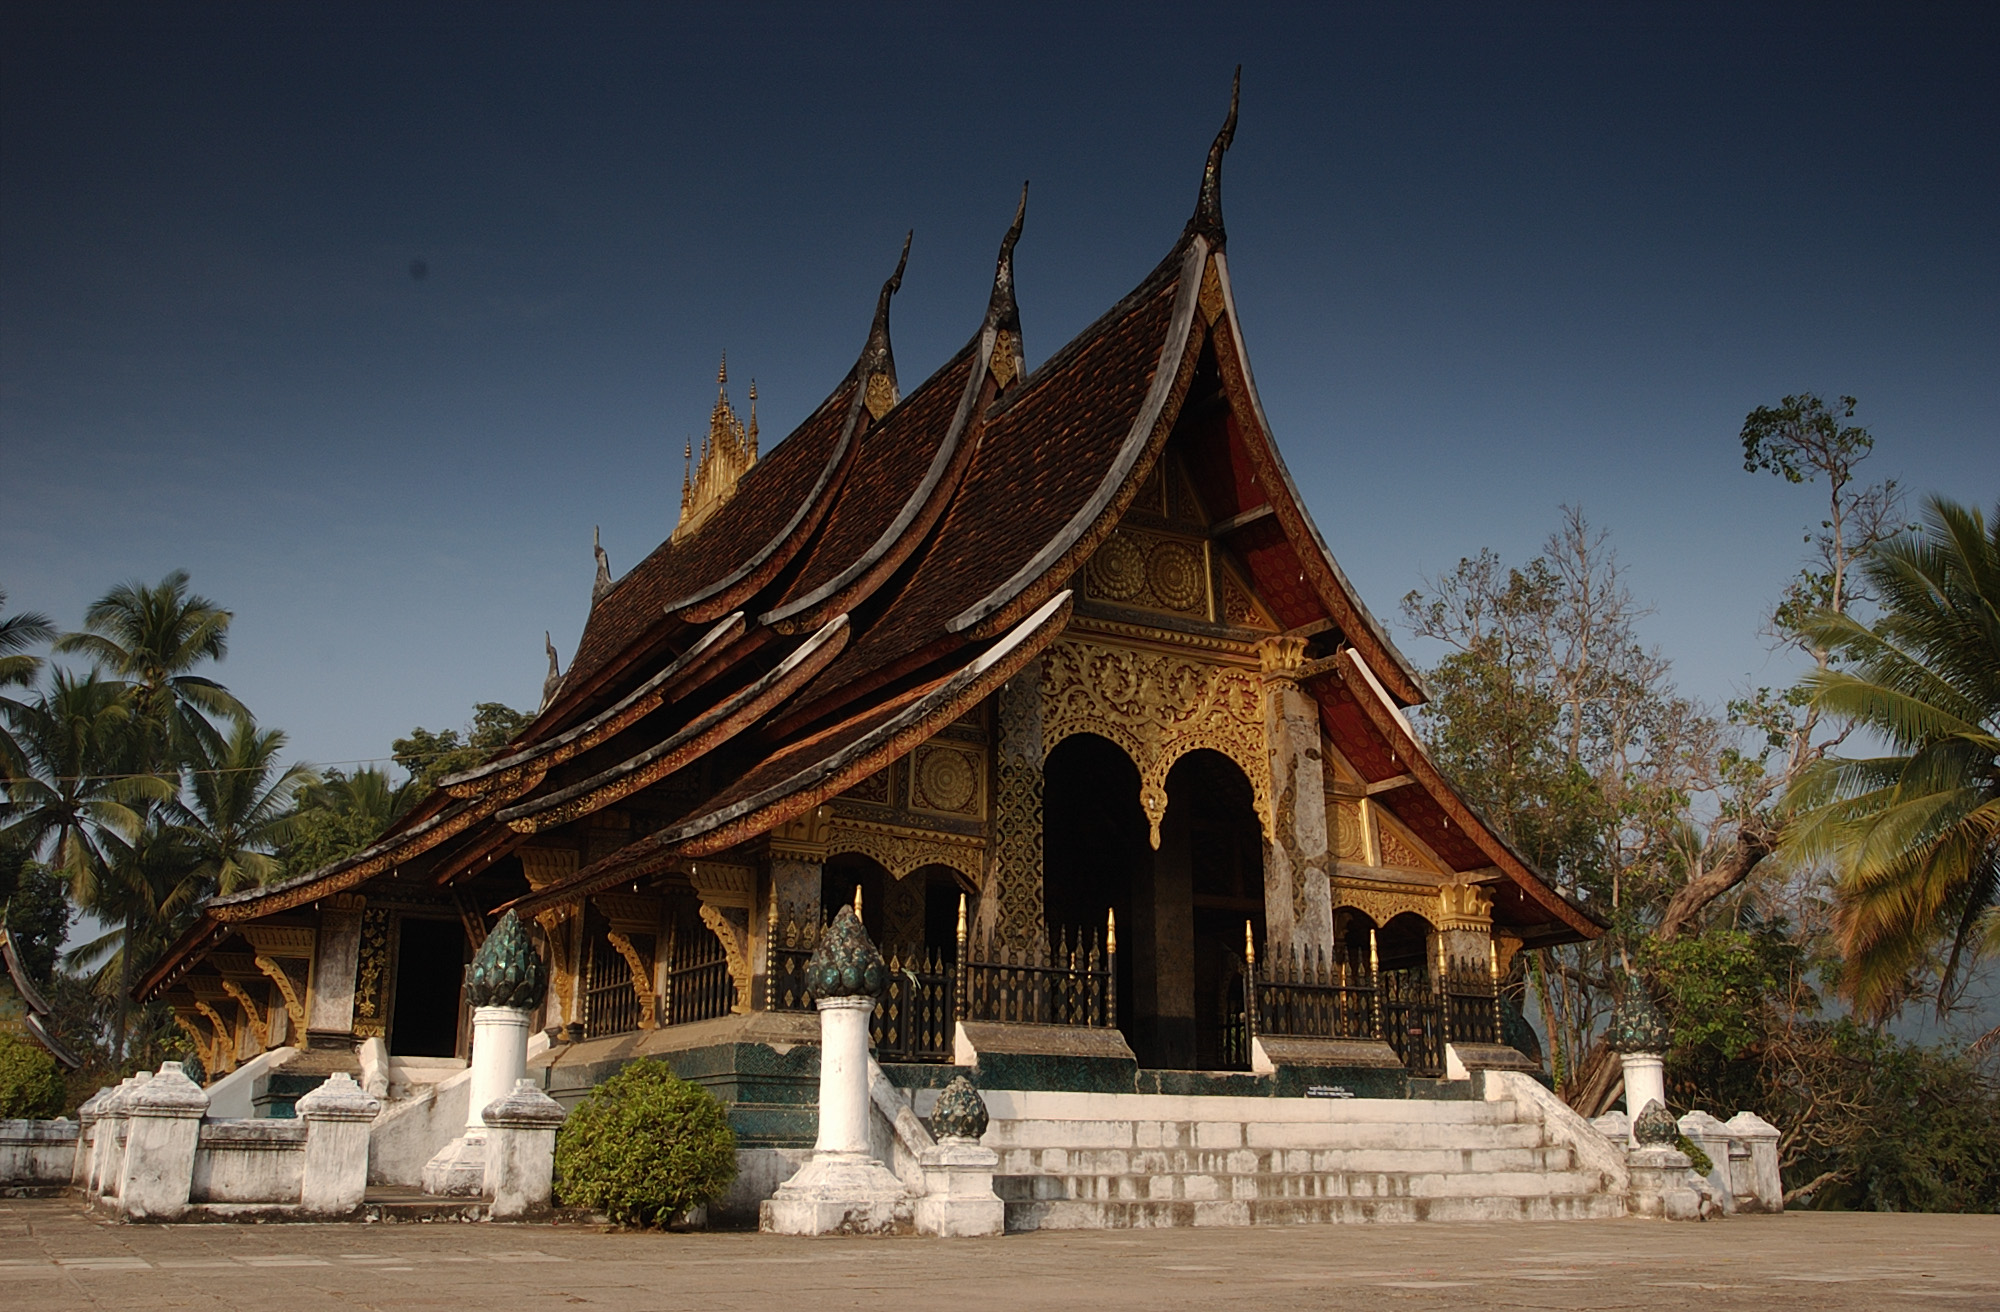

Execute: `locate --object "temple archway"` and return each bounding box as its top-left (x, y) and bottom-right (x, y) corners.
top-left (1043, 733), bottom-right (1147, 1052)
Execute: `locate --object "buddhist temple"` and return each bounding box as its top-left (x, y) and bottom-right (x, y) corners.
top-left (137, 80), bottom-right (1603, 1180)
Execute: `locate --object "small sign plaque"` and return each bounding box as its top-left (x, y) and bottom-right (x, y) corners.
top-left (1305, 1084), bottom-right (1354, 1099)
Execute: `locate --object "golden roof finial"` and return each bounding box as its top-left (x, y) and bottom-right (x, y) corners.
top-left (675, 356), bottom-right (759, 541)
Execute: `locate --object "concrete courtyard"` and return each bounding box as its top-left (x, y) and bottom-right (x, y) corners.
top-left (2, 1195), bottom-right (1995, 1312)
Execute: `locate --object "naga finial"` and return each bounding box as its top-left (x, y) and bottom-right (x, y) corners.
top-left (1188, 66), bottom-right (1240, 242)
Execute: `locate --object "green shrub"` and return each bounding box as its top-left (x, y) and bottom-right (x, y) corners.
top-left (1676, 1134), bottom-right (1714, 1176)
top-left (553, 1059), bottom-right (737, 1227)
top-left (0, 1033), bottom-right (66, 1119)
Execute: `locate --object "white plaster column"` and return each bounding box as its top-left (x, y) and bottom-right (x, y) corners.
top-left (116, 1063), bottom-right (208, 1221)
top-left (813, 995), bottom-right (874, 1153)
top-left (423, 910), bottom-right (549, 1197)
top-left (1621, 1053), bottom-right (1667, 1146)
top-left (761, 905), bottom-right (912, 1235)
top-left (296, 1073), bottom-right (383, 1216)
top-left (482, 1078), bottom-right (568, 1219)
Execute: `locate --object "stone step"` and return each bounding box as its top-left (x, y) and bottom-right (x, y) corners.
top-left (972, 1090), bottom-right (1527, 1129)
top-left (995, 1143), bottom-right (1575, 1177)
top-left (997, 1166), bottom-right (1605, 1206)
top-left (982, 1112), bottom-right (1536, 1154)
top-left (1005, 1191), bottom-right (1627, 1230)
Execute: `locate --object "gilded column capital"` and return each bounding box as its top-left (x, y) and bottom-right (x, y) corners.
top-left (1437, 883), bottom-right (1494, 932)
top-left (1256, 635), bottom-right (1309, 684)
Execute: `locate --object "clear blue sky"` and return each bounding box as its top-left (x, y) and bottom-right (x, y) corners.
top-left (4, 2), bottom-right (1995, 781)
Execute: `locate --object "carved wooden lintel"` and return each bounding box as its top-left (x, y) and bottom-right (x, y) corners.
top-left (604, 932), bottom-right (657, 1030)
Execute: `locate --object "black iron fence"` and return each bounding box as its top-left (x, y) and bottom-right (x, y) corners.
top-left (663, 912), bottom-right (736, 1026)
top-left (1239, 944), bottom-right (1502, 1079)
top-left (768, 913), bottom-right (1116, 1061)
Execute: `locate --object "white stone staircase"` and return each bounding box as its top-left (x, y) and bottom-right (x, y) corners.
top-left (939, 1088), bottom-right (1627, 1229)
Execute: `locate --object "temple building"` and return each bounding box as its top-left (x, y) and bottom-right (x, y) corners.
top-left (138, 88), bottom-right (1600, 1141)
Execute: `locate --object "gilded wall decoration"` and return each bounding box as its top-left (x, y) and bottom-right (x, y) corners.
top-left (1041, 637), bottom-right (1271, 848)
top-left (1083, 527), bottom-right (1211, 620)
top-left (909, 742), bottom-right (981, 817)
top-left (1378, 827), bottom-right (1432, 872)
top-left (827, 817), bottom-right (984, 885)
top-left (351, 908), bottom-right (391, 1039)
top-left (1219, 572), bottom-right (1274, 630)
top-left (221, 980), bottom-right (271, 1051)
top-left (1331, 799), bottom-right (1367, 863)
top-left (883, 875), bottom-right (926, 956)
top-left (989, 662), bottom-right (1047, 949)
top-left (1198, 256), bottom-right (1227, 326)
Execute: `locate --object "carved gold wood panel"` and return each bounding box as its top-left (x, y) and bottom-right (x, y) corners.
top-left (1040, 637), bottom-right (1271, 847)
top-left (1083, 527), bottom-right (1212, 621)
top-left (827, 817), bottom-right (984, 885)
top-left (1328, 881), bottom-right (1441, 929)
top-left (908, 741), bottom-right (983, 818)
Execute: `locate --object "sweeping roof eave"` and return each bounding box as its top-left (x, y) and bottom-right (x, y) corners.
top-left (506, 590), bottom-right (1074, 919)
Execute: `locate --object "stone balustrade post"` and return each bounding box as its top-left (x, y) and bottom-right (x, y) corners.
top-left (1725, 1111), bottom-right (1783, 1213)
top-left (423, 911), bottom-right (548, 1197)
top-left (914, 1075), bottom-right (1003, 1238)
top-left (1677, 1109), bottom-right (1734, 1211)
top-left (762, 906), bottom-right (913, 1235)
top-left (116, 1063), bottom-right (208, 1221)
top-left (92, 1073), bottom-right (147, 1202)
top-left (73, 1086), bottom-right (110, 1189)
top-left (296, 1073), bottom-right (383, 1216)
top-left (1607, 969), bottom-right (1670, 1148)
top-left (481, 1078), bottom-right (567, 1219)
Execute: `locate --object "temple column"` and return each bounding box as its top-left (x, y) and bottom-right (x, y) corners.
top-left (1435, 885), bottom-right (1496, 971)
top-left (520, 848), bottom-right (581, 1035)
top-left (1257, 637), bottom-right (1334, 956)
top-left (987, 660), bottom-right (1046, 950)
top-left (763, 808), bottom-right (832, 1010)
top-left (306, 893), bottom-right (365, 1047)
top-left (423, 912), bottom-right (549, 1197)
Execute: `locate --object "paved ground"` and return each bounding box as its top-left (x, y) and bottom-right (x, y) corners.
top-left (2, 1195), bottom-right (1996, 1312)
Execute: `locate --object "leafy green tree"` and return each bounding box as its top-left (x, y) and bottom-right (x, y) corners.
top-left (281, 766), bottom-right (417, 875)
top-left (174, 720), bottom-right (315, 894)
top-left (3, 859), bottom-right (71, 987)
top-left (1783, 495), bottom-right (2000, 1021)
top-left (0, 1033), bottom-right (66, 1119)
top-left (392, 702), bottom-right (530, 796)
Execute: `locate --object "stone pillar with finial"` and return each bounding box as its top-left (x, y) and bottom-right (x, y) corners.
top-left (760, 905), bottom-right (913, 1235)
top-left (423, 910), bottom-right (549, 1196)
top-left (1609, 970), bottom-right (1671, 1147)
top-left (915, 1074), bottom-right (1004, 1237)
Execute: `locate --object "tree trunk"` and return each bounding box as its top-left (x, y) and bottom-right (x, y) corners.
top-left (1655, 824), bottom-right (1775, 942)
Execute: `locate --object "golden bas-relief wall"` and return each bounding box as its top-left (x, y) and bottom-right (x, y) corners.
top-left (1039, 637), bottom-right (1271, 848)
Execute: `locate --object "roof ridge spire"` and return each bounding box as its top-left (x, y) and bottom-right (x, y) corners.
top-left (1187, 66), bottom-right (1240, 243)
top-left (860, 231), bottom-right (913, 420)
top-left (985, 182), bottom-right (1027, 391)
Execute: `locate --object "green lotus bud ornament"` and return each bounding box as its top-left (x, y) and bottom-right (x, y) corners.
top-left (465, 910), bottom-right (549, 1011)
top-left (1608, 971), bottom-right (1669, 1054)
top-left (930, 1074), bottom-right (989, 1143)
top-left (804, 904), bottom-right (886, 1000)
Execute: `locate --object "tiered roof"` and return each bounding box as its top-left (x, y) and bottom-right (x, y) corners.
top-left (139, 79), bottom-right (1597, 1002)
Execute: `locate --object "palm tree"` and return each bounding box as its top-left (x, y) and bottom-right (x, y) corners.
top-left (53, 570), bottom-right (246, 770)
top-left (174, 720), bottom-right (316, 895)
top-left (1782, 495), bottom-right (2000, 1018)
top-left (0, 589), bottom-right (57, 782)
top-left (0, 670), bottom-right (167, 889)
top-left (67, 816), bottom-right (207, 1060)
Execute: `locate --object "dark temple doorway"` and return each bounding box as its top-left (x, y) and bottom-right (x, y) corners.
top-left (1043, 738), bottom-right (1265, 1070)
top-left (389, 916), bottom-right (466, 1058)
